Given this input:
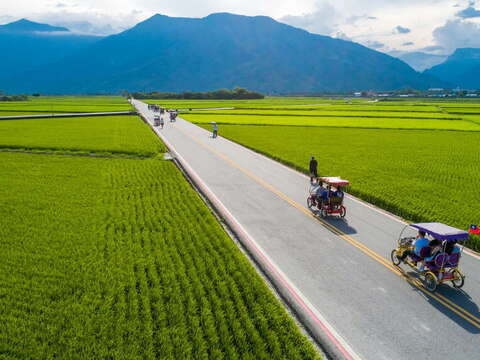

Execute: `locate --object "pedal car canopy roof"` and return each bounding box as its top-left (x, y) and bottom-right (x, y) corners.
top-left (411, 222), bottom-right (469, 241)
top-left (320, 177), bottom-right (350, 186)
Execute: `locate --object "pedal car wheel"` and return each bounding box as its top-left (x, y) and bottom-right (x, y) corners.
top-left (451, 269), bottom-right (465, 288)
top-left (424, 272), bottom-right (438, 292)
top-left (391, 249), bottom-right (401, 266)
top-left (340, 206), bottom-right (346, 218)
top-left (307, 197), bottom-right (314, 209)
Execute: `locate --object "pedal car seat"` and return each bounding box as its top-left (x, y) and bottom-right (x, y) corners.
top-left (447, 253), bottom-right (460, 267)
top-left (419, 246), bottom-right (432, 259)
top-left (329, 197), bottom-right (342, 205)
top-left (434, 253), bottom-right (449, 268)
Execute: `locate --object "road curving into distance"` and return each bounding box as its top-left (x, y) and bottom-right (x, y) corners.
top-left (134, 100), bottom-right (480, 360)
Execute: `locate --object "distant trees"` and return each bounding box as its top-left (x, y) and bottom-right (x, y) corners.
top-left (132, 87), bottom-right (265, 100)
top-left (0, 94), bottom-right (29, 101)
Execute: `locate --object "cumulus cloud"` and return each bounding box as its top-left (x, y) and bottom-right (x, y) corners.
top-left (346, 14), bottom-right (377, 24)
top-left (394, 25), bottom-right (411, 34)
top-left (0, 15), bottom-right (15, 24)
top-left (420, 45), bottom-right (445, 52)
top-left (35, 9), bottom-right (147, 35)
top-left (432, 18), bottom-right (480, 52)
top-left (333, 31), bottom-right (352, 41)
top-left (456, 5), bottom-right (480, 18)
top-left (279, 2), bottom-right (337, 35)
top-left (363, 40), bottom-right (385, 49)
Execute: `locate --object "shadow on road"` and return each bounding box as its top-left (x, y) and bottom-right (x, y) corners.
top-left (403, 269), bottom-right (480, 333)
top-left (308, 208), bottom-right (358, 235)
top-left (325, 217), bottom-right (358, 235)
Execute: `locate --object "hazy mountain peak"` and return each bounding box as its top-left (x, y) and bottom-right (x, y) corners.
top-left (424, 47), bottom-right (480, 88)
top-left (0, 18), bottom-right (69, 33)
top-left (448, 48), bottom-right (480, 61)
top-left (389, 51), bottom-right (448, 71)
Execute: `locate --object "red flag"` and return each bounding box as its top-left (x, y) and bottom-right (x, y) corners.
top-left (469, 225), bottom-right (480, 235)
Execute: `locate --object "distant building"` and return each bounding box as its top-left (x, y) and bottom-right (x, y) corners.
top-left (428, 88), bottom-right (444, 92)
top-left (354, 92), bottom-right (362, 97)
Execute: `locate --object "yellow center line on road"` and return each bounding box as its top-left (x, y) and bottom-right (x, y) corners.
top-left (176, 126), bottom-right (480, 329)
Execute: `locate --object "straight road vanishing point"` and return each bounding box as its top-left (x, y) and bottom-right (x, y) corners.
top-left (134, 100), bottom-right (480, 360)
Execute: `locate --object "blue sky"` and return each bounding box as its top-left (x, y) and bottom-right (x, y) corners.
top-left (1, 0), bottom-right (480, 54)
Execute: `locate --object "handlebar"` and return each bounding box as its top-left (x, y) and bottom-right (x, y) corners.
top-left (399, 236), bottom-right (416, 246)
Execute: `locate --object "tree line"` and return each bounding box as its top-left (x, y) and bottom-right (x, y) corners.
top-left (0, 94), bottom-right (29, 101)
top-left (130, 87), bottom-right (264, 100)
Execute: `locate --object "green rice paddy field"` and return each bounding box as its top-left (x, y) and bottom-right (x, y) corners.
top-left (0, 101), bottom-right (319, 359)
top-left (163, 97), bottom-right (480, 249)
top-left (0, 115), bottom-right (162, 156)
top-left (0, 96), bottom-right (132, 116)
top-left (187, 114), bottom-right (480, 131)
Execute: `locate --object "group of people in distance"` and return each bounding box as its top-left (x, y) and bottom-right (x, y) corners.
top-left (149, 103), bottom-right (219, 139)
top-left (399, 230), bottom-right (461, 272)
top-left (151, 105), bottom-right (178, 129)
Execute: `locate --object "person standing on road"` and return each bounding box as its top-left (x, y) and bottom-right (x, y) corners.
top-left (212, 123), bottom-right (218, 138)
top-left (309, 156), bottom-right (318, 183)
top-left (159, 116), bottom-right (164, 129)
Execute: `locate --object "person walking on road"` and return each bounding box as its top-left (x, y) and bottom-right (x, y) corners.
top-left (309, 156), bottom-right (318, 183)
top-left (159, 116), bottom-right (164, 129)
top-left (212, 123), bottom-right (218, 138)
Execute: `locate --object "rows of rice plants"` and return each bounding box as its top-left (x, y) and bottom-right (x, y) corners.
top-left (0, 96), bottom-right (132, 114)
top-left (158, 97), bottom-right (479, 132)
top-left (144, 97), bottom-right (356, 110)
top-left (0, 115), bottom-right (163, 156)
top-left (436, 103), bottom-right (480, 108)
top-left (199, 124), bottom-right (480, 249)
top-left (0, 111), bottom-right (49, 117)
top-left (460, 115), bottom-right (480, 125)
top-left (185, 113), bottom-right (480, 131)
top-left (0, 152), bottom-right (320, 359)
top-left (185, 109), bottom-right (460, 119)
top-left (441, 107), bottom-right (480, 114)
top-left (229, 105), bottom-right (443, 112)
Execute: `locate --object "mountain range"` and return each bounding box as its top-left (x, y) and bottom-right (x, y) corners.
top-left (0, 14), bottom-right (451, 94)
top-left (424, 48), bottom-right (480, 89)
top-left (0, 19), bottom-right (100, 78)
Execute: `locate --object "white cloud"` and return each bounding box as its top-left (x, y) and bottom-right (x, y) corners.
top-left (36, 9), bottom-right (147, 35)
top-left (0, 0), bottom-right (479, 52)
top-left (456, 4), bottom-right (480, 18)
top-left (279, 2), bottom-right (337, 35)
top-left (394, 25), bottom-right (411, 34)
top-left (364, 40), bottom-right (385, 49)
top-left (277, 0), bottom-right (458, 52)
top-left (432, 18), bottom-right (480, 52)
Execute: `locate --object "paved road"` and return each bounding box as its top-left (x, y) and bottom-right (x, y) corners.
top-left (134, 100), bottom-right (480, 360)
top-left (0, 111), bottom-right (136, 120)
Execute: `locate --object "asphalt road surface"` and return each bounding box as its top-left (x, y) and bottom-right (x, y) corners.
top-left (134, 100), bottom-right (480, 360)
